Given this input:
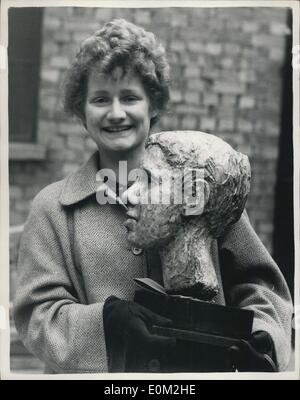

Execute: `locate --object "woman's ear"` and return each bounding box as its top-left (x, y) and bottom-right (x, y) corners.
top-left (182, 176), bottom-right (210, 218)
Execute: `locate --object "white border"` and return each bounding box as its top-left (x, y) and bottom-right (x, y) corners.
top-left (1, 0), bottom-right (299, 381)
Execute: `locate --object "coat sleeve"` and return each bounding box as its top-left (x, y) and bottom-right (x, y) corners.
top-left (13, 184), bottom-right (108, 373)
top-left (218, 211), bottom-right (293, 371)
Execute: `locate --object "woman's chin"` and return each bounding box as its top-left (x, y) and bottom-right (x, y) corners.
top-left (104, 137), bottom-right (140, 153)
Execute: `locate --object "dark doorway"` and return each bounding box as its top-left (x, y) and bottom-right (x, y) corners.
top-left (273, 9), bottom-right (294, 300)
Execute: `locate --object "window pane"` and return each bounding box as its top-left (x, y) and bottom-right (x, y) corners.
top-left (8, 8), bottom-right (43, 142)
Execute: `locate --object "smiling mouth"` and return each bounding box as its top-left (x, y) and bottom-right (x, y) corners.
top-left (103, 125), bottom-right (133, 133)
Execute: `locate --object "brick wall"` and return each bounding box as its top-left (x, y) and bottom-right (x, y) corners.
top-left (9, 6), bottom-right (291, 285)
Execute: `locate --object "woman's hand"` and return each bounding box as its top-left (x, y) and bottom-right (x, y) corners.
top-left (228, 331), bottom-right (278, 372)
top-left (103, 296), bottom-right (176, 350)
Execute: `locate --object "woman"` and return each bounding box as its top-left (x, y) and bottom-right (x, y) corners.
top-left (13, 19), bottom-right (292, 374)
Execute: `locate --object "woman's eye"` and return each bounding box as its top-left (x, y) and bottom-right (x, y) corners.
top-left (93, 97), bottom-right (109, 104)
top-left (122, 96), bottom-right (138, 103)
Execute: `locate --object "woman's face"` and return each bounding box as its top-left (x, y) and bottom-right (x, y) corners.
top-left (84, 67), bottom-right (155, 155)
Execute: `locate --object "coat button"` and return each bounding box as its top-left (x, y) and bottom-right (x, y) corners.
top-left (148, 358), bottom-right (160, 372)
top-left (131, 247), bottom-right (143, 256)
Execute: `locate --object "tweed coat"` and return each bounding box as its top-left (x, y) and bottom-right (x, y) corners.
top-left (13, 151), bottom-right (293, 373)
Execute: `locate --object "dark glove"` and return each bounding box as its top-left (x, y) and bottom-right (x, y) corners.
top-left (103, 296), bottom-right (176, 351)
top-left (228, 331), bottom-right (278, 372)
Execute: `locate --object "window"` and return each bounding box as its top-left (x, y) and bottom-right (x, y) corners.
top-left (8, 7), bottom-right (43, 143)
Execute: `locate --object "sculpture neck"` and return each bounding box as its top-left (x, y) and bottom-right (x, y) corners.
top-left (158, 223), bottom-right (219, 300)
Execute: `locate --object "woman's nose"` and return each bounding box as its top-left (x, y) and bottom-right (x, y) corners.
top-left (107, 98), bottom-right (126, 123)
top-left (121, 183), bottom-right (141, 206)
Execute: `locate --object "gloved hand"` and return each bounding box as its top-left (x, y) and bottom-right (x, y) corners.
top-left (228, 331), bottom-right (278, 372)
top-left (103, 296), bottom-right (176, 351)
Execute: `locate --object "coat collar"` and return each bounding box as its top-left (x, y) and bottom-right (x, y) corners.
top-left (59, 152), bottom-right (100, 206)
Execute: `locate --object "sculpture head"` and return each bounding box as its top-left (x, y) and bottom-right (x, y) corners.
top-left (122, 130), bottom-right (251, 299)
top-left (123, 130), bottom-right (251, 249)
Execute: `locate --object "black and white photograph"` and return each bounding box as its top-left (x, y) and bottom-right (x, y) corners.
top-left (0, 0), bottom-right (299, 379)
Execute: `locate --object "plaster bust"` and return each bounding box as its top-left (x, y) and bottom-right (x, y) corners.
top-left (123, 131), bottom-right (251, 300)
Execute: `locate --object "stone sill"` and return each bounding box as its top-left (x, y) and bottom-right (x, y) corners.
top-left (9, 143), bottom-right (47, 161)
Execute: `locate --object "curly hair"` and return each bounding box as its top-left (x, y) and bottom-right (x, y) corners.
top-left (63, 19), bottom-right (170, 126)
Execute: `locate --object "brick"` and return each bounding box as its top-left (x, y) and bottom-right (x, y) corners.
top-left (197, 55), bottom-right (206, 67)
top-left (63, 163), bottom-right (80, 177)
top-left (51, 31), bottom-right (72, 45)
top-left (270, 22), bottom-right (291, 36)
top-left (251, 34), bottom-right (286, 49)
top-left (72, 32), bottom-right (91, 44)
top-left (218, 105), bottom-right (235, 119)
top-left (38, 120), bottom-right (58, 134)
top-left (23, 186), bottom-right (42, 200)
top-left (181, 116), bottom-right (199, 130)
top-left (264, 122), bottom-right (280, 137)
top-left (200, 117), bottom-right (216, 132)
top-left (64, 149), bottom-right (78, 162)
top-left (9, 211), bottom-right (26, 227)
top-left (64, 20), bottom-right (96, 32)
top-left (161, 114), bottom-right (179, 130)
top-left (10, 186), bottom-right (23, 200)
top-left (239, 96), bottom-right (255, 109)
top-left (205, 43), bottom-right (222, 56)
top-left (41, 69), bottom-right (60, 84)
top-left (224, 44), bottom-right (241, 55)
top-left (48, 136), bottom-right (65, 150)
top-left (218, 118), bottom-right (235, 132)
top-left (40, 95), bottom-right (58, 115)
top-left (170, 90), bottom-right (183, 103)
top-left (221, 57), bottom-right (235, 69)
top-left (44, 17), bottom-right (61, 30)
top-left (202, 69), bottom-right (219, 80)
top-left (269, 48), bottom-right (285, 62)
top-left (203, 93), bottom-right (218, 107)
top-left (239, 70), bottom-right (256, 83)
top-left (186, 80), bottom-right (205, 92)
top-left (220, 94), bottom-right (236, 106)
top-left (176, 105), bottom-right (207, 116)
top-left (214, 81), bottom-right (246, 95)
top-left (136, 10), bottom-right (152, 25)
top-left (184, 66), bottom-right (200, 79)
top-left (236, 143), bottom-right (252, 156)
top-left (263, 147), bottom-right (279, 160)
top-left (15, 201), bottom-right (30, 214)
top-left (188, 42), bottom-right (205, 53)
top-left (41, 42), bottom-right (60, 57)
top-left (67, 135), bottom-right (85, 151)
top-left (50, 56), bottom-right (70, 69)
top-left (170, 41), bottom-right (185, 52)
top-left (166, 13), bottom-right (184, 27)
top-left (184, 92), bottom-right (200, 105)
top-left (57, 122), bottom-right (86, 136)
top-left (95, 8), bottom-right (114, 21)
top-left (237, 119), bottom-right (253, 134)
top-left (242, 21), bottom-right (259, 33)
